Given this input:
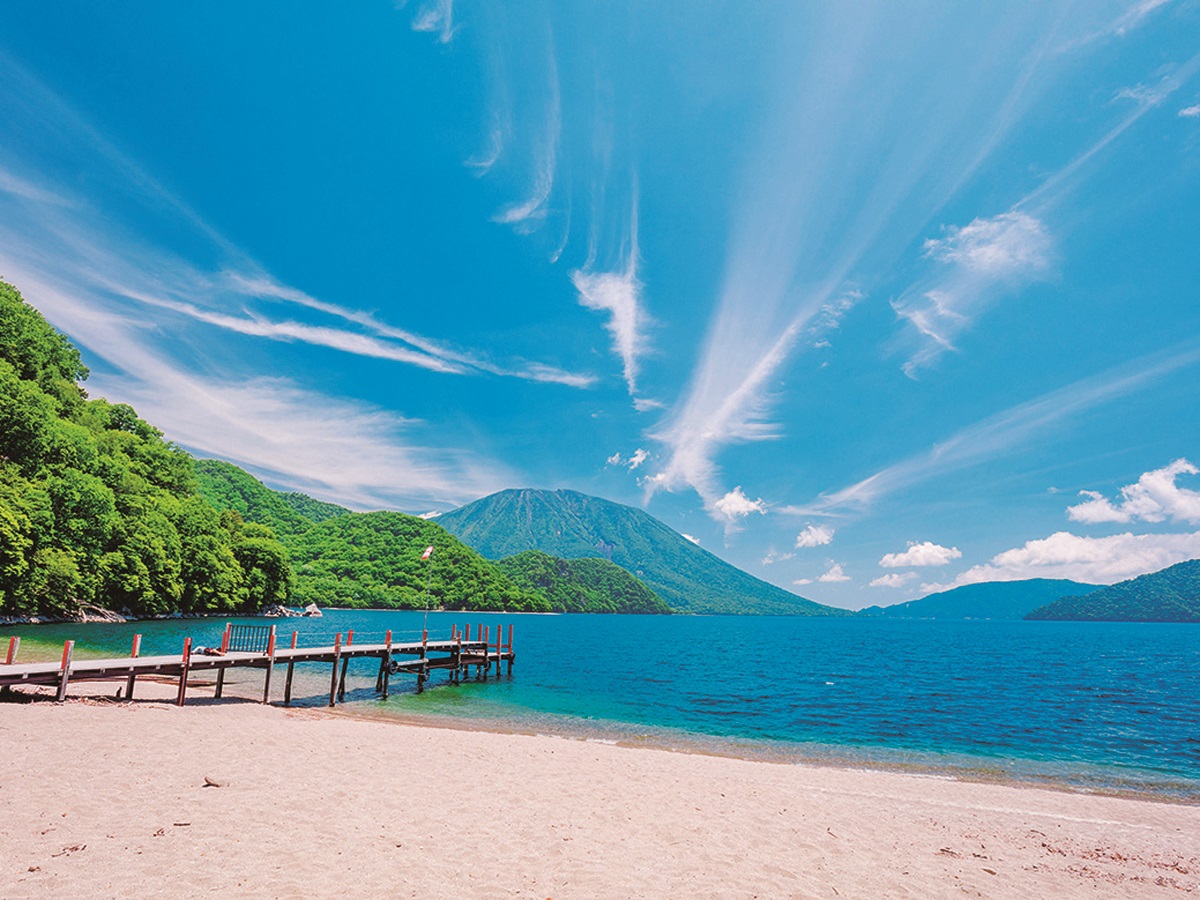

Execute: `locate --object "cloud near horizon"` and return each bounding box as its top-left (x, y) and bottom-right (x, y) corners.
top-left (870, 572), bottom-right (918, 588)
top-left (926, 529), bottom-right (1200, 590)
top-left (879, 541), bottom-right (962, 568)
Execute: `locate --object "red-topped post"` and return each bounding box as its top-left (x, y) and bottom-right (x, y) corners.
top-left (55, 640), bottom-right (74, 702)
top-left (125, 634), bottom-right (142, 699)
top-left (5, 636), bottom-right (19, 665)
top-left (176, 637), bottom-right (192, 706)
top-left (262, 625), bottom-right (277, 704)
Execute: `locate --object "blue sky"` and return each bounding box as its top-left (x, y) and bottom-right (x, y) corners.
top-left (2, 1), bottom-right (1199, 609)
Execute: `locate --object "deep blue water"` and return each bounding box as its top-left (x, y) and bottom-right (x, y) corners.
top-left (7, 611), bottom-right (1199, 800)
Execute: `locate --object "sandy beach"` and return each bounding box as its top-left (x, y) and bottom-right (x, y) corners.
top-left (2, 687), bottom-right (1198, 899)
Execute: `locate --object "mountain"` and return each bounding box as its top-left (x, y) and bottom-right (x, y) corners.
top-left (434, 488), bottom-right (847, 616)
top-left (496, 550), bottom-right (672, 614)
top-left (1026, 559), bottom-right (1200, 622)
top-left (195, 459), bottom-right (316, 541)
top-left (278, 491), bottom-right (350, 523)
top-left (287, 511), bottom-right (549, 612)
top-left (859, 578), bottom-right (1096, 620)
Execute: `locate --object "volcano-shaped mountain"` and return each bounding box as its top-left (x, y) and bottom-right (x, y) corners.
top-left (434, 488), bottom-right (847, 616)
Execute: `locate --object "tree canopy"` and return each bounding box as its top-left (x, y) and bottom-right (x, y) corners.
top-left (0, 278), bottom-right (291, 618)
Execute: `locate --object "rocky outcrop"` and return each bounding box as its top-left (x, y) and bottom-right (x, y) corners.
top-left (302, 603), bottom-right (322, 617)
top-left (259, 604), bottom-right (302, 618)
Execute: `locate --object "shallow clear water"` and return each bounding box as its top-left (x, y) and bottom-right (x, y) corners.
top-left (7, 610), bottom-right (1199, 800)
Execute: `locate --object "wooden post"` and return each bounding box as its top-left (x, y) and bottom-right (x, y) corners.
top-left (125, 633), bottom-right (142, 699)
top-left (417, 628), bottom-right (428, 693)
top-left (328, 633), bottom-right (342, 707)
top-left (482, 625), bottom-right (489, 678)
top-left (176, 637), bottom-right (192, 707)
top-left (262, 626), bottom-right (277, 704)
top-left (337, 656), bottom-right (349, 702)
top-left (215, 623), bottom-right (232, 698)
top-left (454, 627), bottom-right (462, 683)
top-left (5, 636), bottom-right (20, 665)
top-left (381, 629), bottom-right (392, 700)
top-left (507, 623), bottom-right (514, 674)
top-left (55, 640), bottom-right (74, 702)
top-left (347, 629), bottom-right (354, 647)
top-left (284, 630), bottom-right (298, 707)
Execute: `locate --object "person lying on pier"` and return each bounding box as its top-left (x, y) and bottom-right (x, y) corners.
top-left (189, 645), bottom-right (225, 656)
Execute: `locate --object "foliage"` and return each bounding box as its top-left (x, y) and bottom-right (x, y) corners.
top-left (194, 459), bottom-right (314, 541)
top-left (435, 488), bottom-right (849, 616)
top-left (287, 512), bottom-right (549, 612)
top-left (1026, 559), bottom-right (1200, 622)
top-left (496, 550), bottom-right (672, 614)
top-left (277, 491), bottom-right (350, 523)
top-left (0, 278), bottom-right (291, 618)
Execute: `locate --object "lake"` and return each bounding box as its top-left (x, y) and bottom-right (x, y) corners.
top-left (6, 610), bottom-right (1198, 800)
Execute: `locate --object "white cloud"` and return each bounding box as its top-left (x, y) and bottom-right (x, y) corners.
top-left (1115, 80), bottom-right (1173, 108)
top-left (681, 533), bottom-right (701, 546)
top-left (929, 530), bottom-right (1200, 589)
top-left (712, 487), bottom-right (767, 523)
top-left (1181, 105), bottom-right (1200, 117)
top-left (880, 541), bottom-right (962, 568)
top-left (627, 448), bottom-right (650, 470)
top-left (795, 524), bottom-right (835, 548)
top-left (818, 563), bottom-right (851, 583)
top-left (1067, 459), bottom-right (1200, 525)
top-left (870, 572), bottom-right (918, 588)
top-left (761, 548), bottom-right (794, 565)
top-left (571, 187), bottom-right (650, 398)
top-left (895, 211), bottom-right (1052, 375)
top-left (606, 452), bottom-right (623, 466)
top-left (792, 578), bottom-right (813, 586)
top-left (411, 0), bottom-right (456, 44)
top-left (922, 211), bottom-right (1052, 279)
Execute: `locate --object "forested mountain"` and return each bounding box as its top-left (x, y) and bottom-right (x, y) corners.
top-left (435, 488), bottom-right (848, 616)
top-left (195, 459), bottom-right (315, 541)
top-left (277, 491), bottom-right (349, 523)
top-left (0, 278), bottom-right (290, 618)
top-left (1026, 559), bottom-right (1200, 622)
top-left (858, 578), bottom-right (1096, 620)
top-left (496, 550), bottom-right (672, 614)
top-left (287, 512), bottom-right (548, 612)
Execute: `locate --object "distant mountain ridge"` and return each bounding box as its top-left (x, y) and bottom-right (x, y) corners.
top-left (434, 488), bottom-right (847, 616)
top-left (859, 578), bottom-right (1096, 620)
top-left (1026, 559), bottom-right (1200, 622)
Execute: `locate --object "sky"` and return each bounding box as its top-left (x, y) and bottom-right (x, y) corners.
top-left (1, 1), bottom-right (1199, 610)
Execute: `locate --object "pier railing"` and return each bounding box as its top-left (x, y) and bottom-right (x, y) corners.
top-left (0, 622), bottom-right (515, 709)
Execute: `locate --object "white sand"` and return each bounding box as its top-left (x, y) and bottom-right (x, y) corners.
top-left (1, 687), bottom-right (1197, 898)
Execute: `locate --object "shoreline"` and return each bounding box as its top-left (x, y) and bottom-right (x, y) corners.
top-left (2, 685), bottom-right (1198, 898)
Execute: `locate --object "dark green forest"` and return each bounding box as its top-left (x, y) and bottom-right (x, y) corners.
top-left (496, 550), bottom-right (671, 614)
top-left (0, 279), bottom-right (290, 618)
top-left (1026, 559), bottom-right (1200, 622)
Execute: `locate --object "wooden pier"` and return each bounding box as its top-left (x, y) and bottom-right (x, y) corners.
top-left (0, 622), bottom-right (515, 707)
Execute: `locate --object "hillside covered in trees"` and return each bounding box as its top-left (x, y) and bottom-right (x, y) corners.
top-left (0, 279), bottom-right (290, 619)
top-left (496, 550), bottom-right (672, 614)
top-left (1026, 559), bottom-right (1200, 622)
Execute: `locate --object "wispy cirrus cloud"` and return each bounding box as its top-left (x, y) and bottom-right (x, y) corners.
top-left (893, 211), bottom-right (1053, 377)
top-left (785, 339), bottom-right (1200, 518)
top-left (410, 0), bottom-right (456, 44)
top-left (1067, 458), bottom-right (1200, 524)
top-left (571, 186), bottom-right (649, 397)
top-left (493, 42), bottom-right (560, 233)
top-left (1180, 104), bottom-right (1200, 117)
top-left (647, 6), bottom-right (1081, 513)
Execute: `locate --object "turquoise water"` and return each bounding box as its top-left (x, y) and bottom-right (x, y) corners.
top-left (6, 610), bottom-right (1199, 800)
